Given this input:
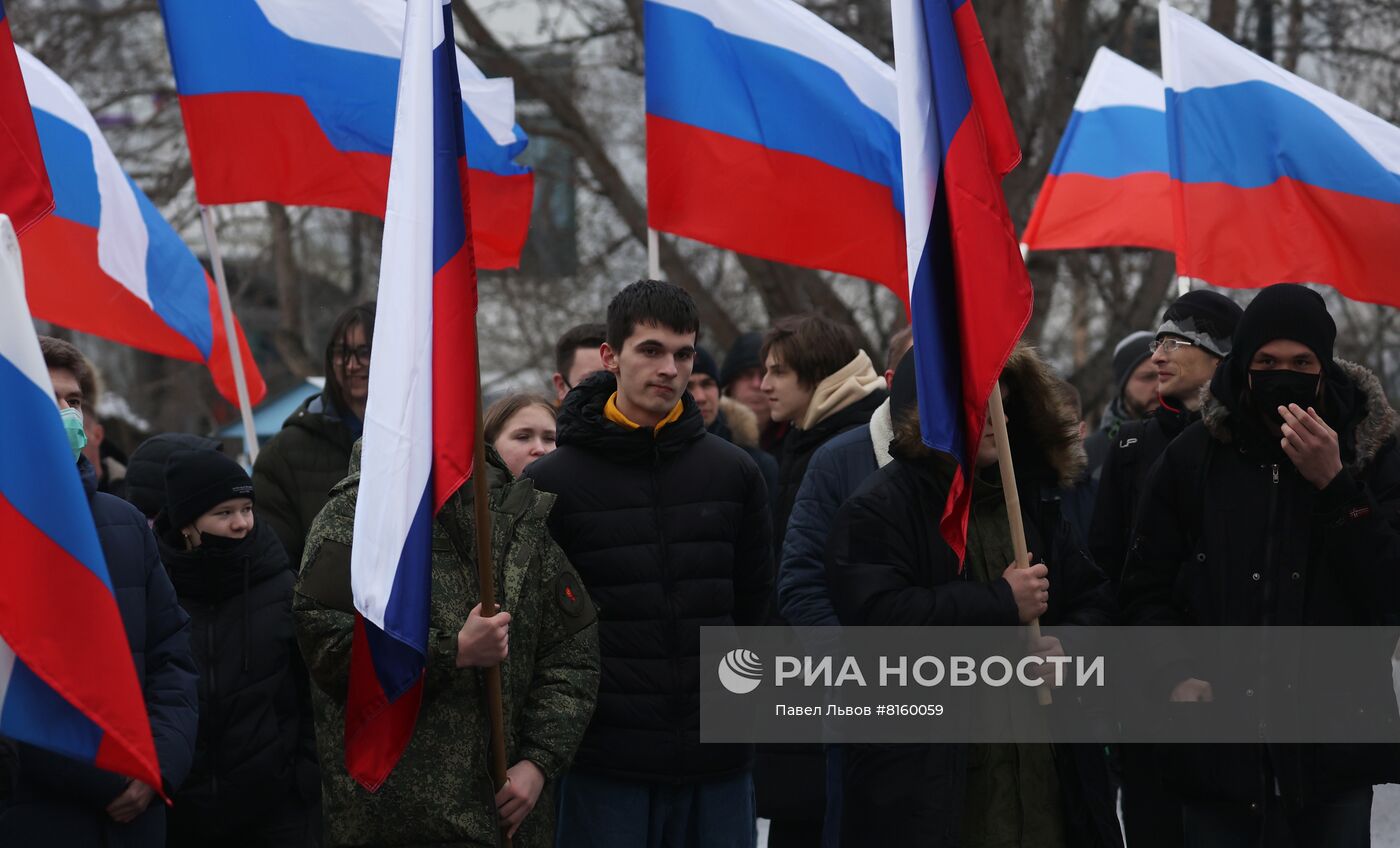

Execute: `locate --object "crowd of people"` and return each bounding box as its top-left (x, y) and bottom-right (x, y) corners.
top-left (4, 277), bottom-right (1399, 848)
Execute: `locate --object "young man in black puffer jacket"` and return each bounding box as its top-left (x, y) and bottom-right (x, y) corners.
top-left (525, 280), bottom-right (771, 848)
top-left (154, 450), bottom-right (318, 847)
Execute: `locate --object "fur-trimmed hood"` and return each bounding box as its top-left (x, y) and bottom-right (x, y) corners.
top-left (891, 344), bottom-right (1086, 487)
top-left (716, 397), bottom-right (761, 449)
top-left (1201, 358), bottom-right (1400, 471)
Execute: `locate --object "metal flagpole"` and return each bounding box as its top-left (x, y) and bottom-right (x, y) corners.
top-left (648, 228), bottom-right (662, 279)
top-left (198, 205), bottom-right (260, 463)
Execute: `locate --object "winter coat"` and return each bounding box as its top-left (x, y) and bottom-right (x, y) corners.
top-left (0, 458), bottom-right (199, 848)
top-left (1120, 359), bottom-right (1400, 805)
top-left (777, 399), bottom-right (894, 629)
top-left (296, 445), bottom-right (599, 848)
top-left (523, 371), bottom-right (772, 783)
top-left (154, 520), bottom-right (318, 837)
top-left (253, 394), bottom-right (359, 569)
top-left (709, 397), bottom-right (780, 498)
top-left (826, 346), bottom-right (1122, 848)
top-left (1088, 398), bottom-right (1200, 585)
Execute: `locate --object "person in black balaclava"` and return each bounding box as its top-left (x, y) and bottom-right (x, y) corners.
top-left (1121, 284), bottom-right (1400, 845)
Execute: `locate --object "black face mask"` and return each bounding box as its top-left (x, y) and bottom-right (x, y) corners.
top-left (1248, 369), bottom-right (1322, 423)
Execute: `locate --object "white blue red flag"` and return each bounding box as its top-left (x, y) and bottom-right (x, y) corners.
top-left (15, 48), bottom-right (265, 407)
top-left (645, 0), bottom-right (907, 297)
top-left (159, 0), bottom-right (532, 270)
top-left (0, 214), bottom-right (163, 795)
top-left (893, 0), bottom-right (1033, 562)
top-left (1161, 5), bottom-right (1400, 306)
top-left (0, 0), bottom-right (52, 236)
top-left (346, 0), bottom-right (476, 791)
top-left (1022, 48), bottom-right (1172, 253)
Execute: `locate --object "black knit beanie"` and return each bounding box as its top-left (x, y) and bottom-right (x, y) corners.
top-left (1230, 283), bottom-right (1335, 367)
top-left (1157, 290), bottom-right (1244, 358)
top-left (891, 353), bottom-right (918, 422)
top-left (165, 449), bottom-right (255, 530)
top-left (693, 346), bottom-right (720, 382)
top-left (719, 332), bottom-right (764, 389)
top-left (1111, 330), bottom-right (1155, 395)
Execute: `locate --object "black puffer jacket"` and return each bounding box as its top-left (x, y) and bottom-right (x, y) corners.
top-left (155, 520), bottom-right (317, 832)
top-left (252, 394), bottom-right (359, 568)
top-left (826, 346), bottom-right (1122, 848)
top-left (1120, 358), bottom-right (1400, 805)
top-left (524, 372), bottom-right (772, 782)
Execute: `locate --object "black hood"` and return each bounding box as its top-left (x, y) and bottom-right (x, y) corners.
top-left (156, 519), bottom-right (290, 604)
top-left (125, 433), bottom-right (222, 518)
top-left (556, 370), bottom-right (707, 464)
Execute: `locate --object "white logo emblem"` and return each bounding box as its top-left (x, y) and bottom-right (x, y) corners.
top-left (718, 649), bottom-right (764, 694)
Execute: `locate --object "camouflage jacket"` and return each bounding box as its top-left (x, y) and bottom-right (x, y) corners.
top-left (294, 446), bottom-right (599, 847)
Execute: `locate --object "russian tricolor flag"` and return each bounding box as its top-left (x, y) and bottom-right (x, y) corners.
top-left (0, 0), bottom-right (52, 236)
top-left (1162, 5), bottom-right (1400, 307)
top-left (645, 0), bottom-right (907, 297)
top-left (345, 0), bottom-right (476, 791)
top-left (15, 48), bottom-right (265, 407)
top-left (894, 0), bottom-right (1032, 561)
top-left (0, 216), bottom-right (163, 796)
top-left (1021, 48), bottom-right (1172, 253)
top-left (159, 0), bottom-right (533, 271)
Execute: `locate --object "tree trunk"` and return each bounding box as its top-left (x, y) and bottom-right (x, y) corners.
top-left (1255, 0), bottom-right (1275, 60)
top-left (1208, 0), bottom-right (1239, 37)
top-left (267, 203), bottom-right (316, 378)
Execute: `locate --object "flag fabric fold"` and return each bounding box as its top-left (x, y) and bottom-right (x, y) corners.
top-left (345, 0), bottom-right (477, 791)
top-left (1021, 47), bottom-right (1172, 253)
top-left (893, 0), bottom-right (1033, 562)
top-left (159, 0), bottom-right (532, 270)
top-left (0, 214), bottom-right (163, 796)
top-left (0, 0), bottom-right (52, 235)
top-left (1160, 5), bottom-right (1400, 306)
top-left (15, 48), bottom-right (265, 407)
top-left (645, 0), bottom-right (907, 297)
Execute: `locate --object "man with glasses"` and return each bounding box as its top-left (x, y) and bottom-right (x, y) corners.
top-left (1088, 288), bottom-right (1242, 848)
top-left (255, 302), bottom-right (375, 568)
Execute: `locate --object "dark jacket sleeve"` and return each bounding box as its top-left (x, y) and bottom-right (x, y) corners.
top-left (515, 545), bottom-right (600, 780)
top-left (1312, 443), bottom-right (1400, 621)
top-left (732, 458), bottom-right (774, 628)
top-left (139, 522), bottom-right (199, 793)
top-left (1119, 446), bottom-right (1194, 628)
top-left (828, 494), bottom-right (1019, 627)
top-left (253, 437), bottom-right (307, 568)
top-left (1087, 435), bottom-right (1133, 585)
top-left (1045, 510), bottom-right (1117, 627)
top-left (777, 450), bottom-right (847, 627)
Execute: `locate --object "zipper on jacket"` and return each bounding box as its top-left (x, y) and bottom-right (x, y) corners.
top-left (1260, 464), bottom-right (1281, 626)
top-left (652, 447), bottom-right (679, 680)
top-left (205, 613), bottom-right (219, 799)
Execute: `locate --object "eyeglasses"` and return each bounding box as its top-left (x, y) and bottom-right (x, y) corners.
top-left (1148, 338), bottom-right (1196, 355)
top-left (331, 344), bottom-right (371, 366)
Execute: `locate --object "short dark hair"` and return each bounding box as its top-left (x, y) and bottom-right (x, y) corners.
top-left (554, 322), bottom-right (606, 378)
top-left (761, 314), bottom-right (863, 389)
top-left (886, 325), bottom-right (914, 374)
top-left (323, 302), bottom-right (376, 415)
top-left (606, 279), bottom-right (700, 350)
top-left (39, 336), bottom-right (97, 405)
top-left (484, 393), bottom-right (556, 444)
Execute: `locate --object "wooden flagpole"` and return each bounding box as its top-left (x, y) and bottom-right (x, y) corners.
top-left (471, 351), bottom-right (511, 844)
top-left (198, 206), bottom-right (260, 463)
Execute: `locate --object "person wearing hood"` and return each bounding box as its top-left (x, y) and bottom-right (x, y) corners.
top-left (524, 280), bottom-right (771, 848)
top-left (1, 338), bottom-right (198, 848)
top-left (1084, 330), bottom-right (1160, 482)
top-left (1121, 283), bottom-right (1400, 844)
top-left (254, 302), bottom-right (375, 568)
top-left (1089, 290), bottom-right (1242, 848)
top-left (690, 345), bottom-right (780, 495)
top-left (755, 314), bottom-right (888, 844)
top-left (124, 433), bottom-right (224, 522)
top-left (152, 450), bottom-right (319, 847)
top-left (826, 343), bottom-right (1121, 848)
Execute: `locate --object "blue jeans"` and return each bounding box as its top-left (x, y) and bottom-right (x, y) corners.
top-left (556, 771), bottom-right (756, 848)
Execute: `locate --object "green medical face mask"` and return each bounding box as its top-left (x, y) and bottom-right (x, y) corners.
top-left (60, 406), bottom-right (87, 461)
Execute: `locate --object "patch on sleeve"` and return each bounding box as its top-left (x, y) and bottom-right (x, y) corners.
top-left (297, 539), bottom-right (355, 613)
top-left (553, 572), bottom-right (596, 634)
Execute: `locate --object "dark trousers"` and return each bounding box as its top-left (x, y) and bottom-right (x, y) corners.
top-left (1182, 787), bottom-right (1372, 848)
top-left (167, 794), bottom-right (318, 848)
top-left (1121, 745), bottom-right (1183, 848)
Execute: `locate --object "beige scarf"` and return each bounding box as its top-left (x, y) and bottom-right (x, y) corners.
top-left (799, 350), bottom-right (884, 430)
